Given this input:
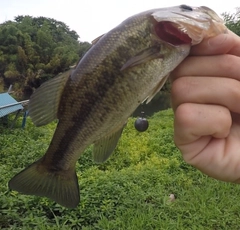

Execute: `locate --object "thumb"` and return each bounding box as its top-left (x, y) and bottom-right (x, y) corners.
top-left (190, 30), bottom-right (240, 56)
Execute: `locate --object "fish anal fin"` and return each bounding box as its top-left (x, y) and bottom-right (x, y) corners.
top-left (121, 46), bottom-right (163, 71)
top-left (93, 125), bottom-right (125, 163)
top-left (8, 158), bottom-right (79, 208)
top-left (28, 70), bottom-right (71, 127)
top-left (145, 74), bottom-right (169, 104)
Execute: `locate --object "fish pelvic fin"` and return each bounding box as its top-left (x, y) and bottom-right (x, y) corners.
top-left (93, 125), bottom-right (125, 163)
top-left (8, 159), bottom-right (80, 208)
top-left (28, 69), bottom-right (71, 127)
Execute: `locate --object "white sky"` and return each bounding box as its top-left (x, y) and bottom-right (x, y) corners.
top-left (0, 0), bottom-right (238, 42)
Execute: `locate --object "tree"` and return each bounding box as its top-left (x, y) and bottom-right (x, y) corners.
top-left (0, 16), bottom-right (91, 98)
top-left (222, 8), bottom-right (240, 36)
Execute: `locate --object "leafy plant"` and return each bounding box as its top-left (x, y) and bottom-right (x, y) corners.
top-left (0, 16), bottom-right (91, 98)
top-left (1, 109), bottom-right (240, 229)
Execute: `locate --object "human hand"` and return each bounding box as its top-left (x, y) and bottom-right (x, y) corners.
top-left (170, 30), bottom-right (240, 182)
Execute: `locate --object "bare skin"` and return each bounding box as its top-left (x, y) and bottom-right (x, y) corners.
top-left (170, 30), bottom-right (240, 183)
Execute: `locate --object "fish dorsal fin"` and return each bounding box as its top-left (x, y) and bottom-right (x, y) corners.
top-left (91, 34), bottom-right (105, 45)
top-left (28, 70), bottom-right (71, 126)
top-left (93, 125), bottom-right (125, 163)
top-left (121, 46), bottom-right (163, 71)
top-left (145, 74), bottom-right (169, 104)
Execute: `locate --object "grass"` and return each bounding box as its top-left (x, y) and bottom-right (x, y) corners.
top-left (1, 109), bottom-right (240, 229)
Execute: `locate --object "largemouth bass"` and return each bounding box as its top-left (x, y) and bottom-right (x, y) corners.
top-left (9, 5), bottom-right (227, 208)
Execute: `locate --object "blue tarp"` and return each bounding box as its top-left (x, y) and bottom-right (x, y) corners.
top-left (0, 93), bottom-right (23, 118)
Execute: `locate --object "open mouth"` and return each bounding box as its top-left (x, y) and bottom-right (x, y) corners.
top-left (155, 21), bottom-right (192, 46)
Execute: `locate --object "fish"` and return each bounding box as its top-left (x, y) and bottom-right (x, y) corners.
top-left (8, 5), bottom-right (227, 208)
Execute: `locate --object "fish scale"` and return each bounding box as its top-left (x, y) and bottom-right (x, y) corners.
top-left (9, 5), bottom-right (227, 208)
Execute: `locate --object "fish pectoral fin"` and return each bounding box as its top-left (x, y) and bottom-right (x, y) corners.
top-left (145, 74), bottom-right (169, 104)
top-left (28, 70), bottom-right (71, 126)
top-left (93, 125), bottom-right (125, 163)
top-left (8, 158), bottom-right (80, 209)
top-left (121, 46), bottom-right (163, 71)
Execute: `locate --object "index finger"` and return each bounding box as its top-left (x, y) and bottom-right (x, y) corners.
top-left (191, 30), bottom-right (240, 56)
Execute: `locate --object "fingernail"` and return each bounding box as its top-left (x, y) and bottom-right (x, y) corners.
top-left (208, 34), bottom-right (227, 47)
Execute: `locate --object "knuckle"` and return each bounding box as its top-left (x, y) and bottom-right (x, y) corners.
top-left (174, 103), bottom-right (194, 127)
top-left (219, 55), bottom-right (238, 74)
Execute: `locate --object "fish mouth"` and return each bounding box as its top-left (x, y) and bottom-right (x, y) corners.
top-left (152, 6), bottom-right (227, 46)
top-left (154, 21), bottom-right (192, 46)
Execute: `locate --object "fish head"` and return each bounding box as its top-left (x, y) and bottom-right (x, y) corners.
top-left (152, 4), bottom-right (227, 46)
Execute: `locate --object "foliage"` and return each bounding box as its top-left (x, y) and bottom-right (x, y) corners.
top-left (0, 16), bottom-right (91, 97)
top-left (222, 8), bottom-right (240, 36)
top-left (1, 109), bottom-right (240, 229)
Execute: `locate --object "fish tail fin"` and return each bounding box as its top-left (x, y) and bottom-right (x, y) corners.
top-left (8, 159), bottom-right (80, 208)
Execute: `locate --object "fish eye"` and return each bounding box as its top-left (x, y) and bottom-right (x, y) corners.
top-left (180, 4), bottom-right (193, 11)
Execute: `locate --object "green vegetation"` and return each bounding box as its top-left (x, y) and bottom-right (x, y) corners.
top-left (0, 16), bottom-right (90, 97)
top-left (1, 109), bottom-right (240, 229)
top-left (222, 8), bottom-right (240, 36)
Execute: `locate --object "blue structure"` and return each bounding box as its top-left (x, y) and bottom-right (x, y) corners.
top-left (22, 110), bottom-right (29, 128)
top-left (0, 93), bottom-right (23, 117)
top-left (0, 92), bottom-right (25, 128)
